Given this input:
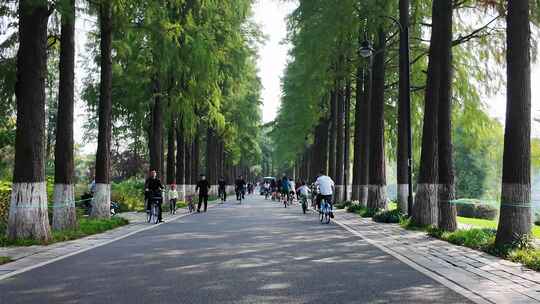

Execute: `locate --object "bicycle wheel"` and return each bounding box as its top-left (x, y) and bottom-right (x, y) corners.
top-left (324, 210), bottom-right (331, 224)
top-left (146, 209), bottom-right (151, 223)
top-left (319, 207), bottom-right (325, 223)
top-left (152, 204), bottom-right (159, 224)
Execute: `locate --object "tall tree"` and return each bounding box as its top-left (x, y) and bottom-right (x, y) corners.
top-left (53, 0), bottom-right (77, 230)
top-left (166, 116), bottom-right (175, 185)
top-left (358, 57), bottom-right (371, 207)
top-left (367, 28), bottom-right (387, 211)
top-left (92, 0), bottom-right (113, 218)
top-left (8, 0), bottom-right (51, 240)
top-left (397, 0), bottom-right (411, 213)
top-left (344, 79), bottom-right (351, 202)
top-left (335, 82), bottom-right (345, 202)
top-left (412, 0), bottom-right (443, 227)
top-left (437, 0), bottom-right (457, 232)
top-left (175, 120), bottom-right (185, 199)
top-left (150, 79), bottom-right (163, 176)
top-left (328, 91), bottom-right (337, 180)
top-left (495, 0), bottom-right (532, 246)
top-left (352, 61), bottom-right (364, 201)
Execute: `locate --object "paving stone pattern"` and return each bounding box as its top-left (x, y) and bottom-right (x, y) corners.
top-left (335, 210), bottom-right (540, 304)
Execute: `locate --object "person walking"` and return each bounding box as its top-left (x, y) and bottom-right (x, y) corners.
top-left (169, 184), bottom-right (178, 214)
top-left (196, 174), bottom-right (211, 212)
top-left (218, 176), bottom-right (227, 202)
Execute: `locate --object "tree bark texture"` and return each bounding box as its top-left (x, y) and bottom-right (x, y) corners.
top-left (176, 120), bottom-right (185, 199)
top-left (496, 0), bottom-right (532, 246)
top-left (335, 84), bottom-right (345, 202)
top-left (150, 79), bottom-right (163, 175)
top-left (328, 91), bottom-right (337, 180)
top-left (397, 0), bottom-right (411, 214)
top-left (352, 62), bottom-right (364, 201)
top-left (166, 117), bottom-right (176, 185)
top-left (358, 58), bottom-right (372, 207)
top-left (8, 0), bottom-right (51, 240)
top-left (367, 28), bottom-right (387, 211)
top-left (412, 0), bottom-right (443, 227)
top-left (437, 1), bottom-right (457, 232)
top-left (53, 0), bottom-right (77, 230)
top-left (92, 0), bottom-right (113, 218)
top-left (344, 79), bottom-right (351, 202)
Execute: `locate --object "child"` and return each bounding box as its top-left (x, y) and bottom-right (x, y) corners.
top-left (297, 181), bottom-right (311, 213)
top-left (186, 194), bottom-right (195, 213)
top-left (169, 184), bottom-right (179, 215)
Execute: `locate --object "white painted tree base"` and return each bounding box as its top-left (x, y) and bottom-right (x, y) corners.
top-left (367, 184), bottom-right (387, 210)
top-left (52, 183), bottom-right (77, 231)
top-left (178, 184), bottom-right (186, 201)
top-left (91, 183), bottom-right (110, 219)
top-left (334, 185), bottom-right (344, 203)
top-left (358, 185), bottom-right (368, 207)
top-left (7, 182), bottom-right (51, 241)
top-left (397, 184), bottom-right (409, 214)
top-left (412, 183), bottom-right (438, 227)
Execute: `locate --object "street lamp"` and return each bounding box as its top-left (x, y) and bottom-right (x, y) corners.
top-left (359, 17), bottom-right (413, 216)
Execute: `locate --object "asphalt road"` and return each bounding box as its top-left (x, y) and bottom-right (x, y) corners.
top-left (0, 195), bottom-right (472, 304)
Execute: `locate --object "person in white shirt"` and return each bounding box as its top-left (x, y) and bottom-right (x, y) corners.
top-left (169, 184), bottom-right (179, 215)
top-left (315, 170), bottom-right (335, 211)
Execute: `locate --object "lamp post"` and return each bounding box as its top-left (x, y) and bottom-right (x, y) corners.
top-left (360, 16), bottom-right (413, 216)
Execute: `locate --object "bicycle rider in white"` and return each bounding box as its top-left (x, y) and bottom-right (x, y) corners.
top-left (315, 170), bottom-right (335, 217)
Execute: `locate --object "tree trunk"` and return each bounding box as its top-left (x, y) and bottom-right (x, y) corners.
top-left (176, 120), bottom-right (185, 200)
top-left (397, 0), bottom-right (411, 213)
top-left (412, 0), bottom-right (443, 227)
top-left (206, 126), bottom-right (217, 195)
top-left (328, 91), bottom-right (337, 180)
top-left (92, 0), bottom-right (113, 219)
top-left (166, 116), bottom-right (176, 185)
top-left (352, 61), bottom-right (365, 201)
top-left (437, 1), bottom-right (457, 232)
top-left (367, 28), bottom-right (387, 211)
top-left (358, 58), bottom-right (372, 207)
top-left (150, 79), bottom-right (163, 175)
top-left (344, 79), bottom-right (351, 202)
top-left (335, 83), bottom-right (345, 202)
top-left (184, 139), bottom-right (192, 191)
top-left (53, 0), bottom-right (77, 231)
top-left (8, 0), bottom-right (51, 241)
top-left (191, 132), bottom-right (199, 183)
top-left (495, 0), bottom-right (531, 246)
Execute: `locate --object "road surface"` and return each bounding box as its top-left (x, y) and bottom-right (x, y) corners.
top-left (0, 195), bottom-right (472, 303)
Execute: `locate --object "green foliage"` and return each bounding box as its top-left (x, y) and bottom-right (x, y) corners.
top-left (373, 209), bottom-right (404, 223)
top-left (454, 200), bottom-right (498, 220)
top-left (0, 217), bottom-right (129, 247)
top-left (0, 256), bottom-right (12, 265)
top-left (429, 227), bottom-right (497, 251)
top-left (346, 204), bottom-right (377, 218)
top-left (335, 201), bottom-right (353, 209)
top-left (0, 181), bottom-right (10, 236)
top-left (111, 179), bottom-right (145, 212)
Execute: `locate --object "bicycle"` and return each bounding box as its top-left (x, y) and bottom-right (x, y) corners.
top-left (147, 197), bottom-right (161, 224)
top-left (300, 194), bottom-right (308, 214)
top-left (236, 188), bottom-right (243, 204)
top-left (218, 188), bottom-right (226, 203)
top-left (319, 197), bottom-right (332, 224)
top-left (186, 195), bottom-right (195, 213)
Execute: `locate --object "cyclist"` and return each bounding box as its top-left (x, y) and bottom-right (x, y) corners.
top-left (270, 178), bottom-right (277, 200)
top-left (288, 178), bottom-right (296, 204)
top-left (263, 181), bottom-right (270, 199)
top-left (297, 181), bottom-right (311, 213)
top-left (315, 170), bottom-right (335, 218)
top-left (280, 174), bottom-right (290, 207)
top-left (235, 175), bottom-right (246, 201)
top-left (218, 176), bottom-right (227, 203)
top-left (145, 169), bottom-right (164, 222)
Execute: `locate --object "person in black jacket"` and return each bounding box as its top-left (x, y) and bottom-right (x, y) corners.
top-left (196, 174), bottom-right (211, 212)
top-left (145, 169), bottom-right (164, 222)
top-left (218, 176), bottom-right (227, 202)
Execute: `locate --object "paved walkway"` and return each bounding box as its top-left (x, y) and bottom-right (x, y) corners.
top-left (334, 209), bottom-right (540, 303)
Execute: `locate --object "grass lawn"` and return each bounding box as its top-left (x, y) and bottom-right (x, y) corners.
top-left (0, 256), bottom-right (12, 265)
top-left (457, 216), bottom-right (540, 239)
top-left (0, 217), bottom-right (129, 247)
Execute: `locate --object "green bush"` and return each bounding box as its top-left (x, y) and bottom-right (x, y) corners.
top-left (509, 249), bottom-right (540, 271)
top-left (111, 179), bottom-right (145, 212)
top-left (0, 181), bottom-right (11, 236)
top-left (347, 204), bottom-right (364, 213)
top-left (454, 200), bottom-right (498, 220)
top-left (335, 201), bottom-right (353, 209)
top-left (0, 217), bottom-right (129, 247)
top-left (373, 209), bottom-right (403, 223)
top-left (346, 204), bottom-right (377, 218)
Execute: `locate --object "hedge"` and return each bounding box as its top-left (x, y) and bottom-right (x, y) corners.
top-left (454, 200), bottom-right (498, 220)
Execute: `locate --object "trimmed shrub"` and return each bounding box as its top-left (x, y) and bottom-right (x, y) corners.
top-left (373, 209), bottom-right (403, 223)
top-left (0, 181), bottom-right (11, 236)
top-left (335, 201), bottom-right (353, 209)
top-left (454, 200), bottom-right (498, 220)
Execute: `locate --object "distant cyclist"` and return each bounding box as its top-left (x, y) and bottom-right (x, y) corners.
top-left (218, 176), bottom-right (227, 203)
top-left (235, 175), bottom-right (246, 201)
top-left (145, 169), bottom-right (164, 222)
top-left (315, 170), bottom-right (335, 217)
top-left (280, 174), bottom-right (290, 207)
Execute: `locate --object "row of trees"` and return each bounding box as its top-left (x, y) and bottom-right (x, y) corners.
top-left (273, 0), bottom-right (539, 246)
top-left (2, 0), bottom-right (263, 241)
